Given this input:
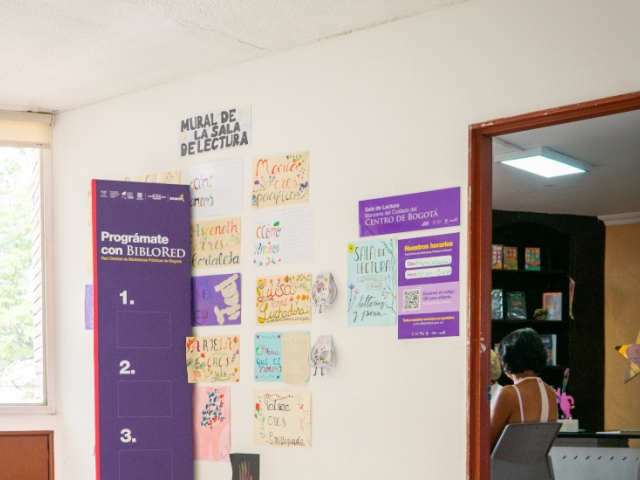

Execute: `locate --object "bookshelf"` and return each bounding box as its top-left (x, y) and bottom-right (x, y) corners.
top-left (491, 210), bottom-right (605, 432)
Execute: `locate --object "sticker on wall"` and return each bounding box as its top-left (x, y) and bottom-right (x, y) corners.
top-left (252, 151), bottom-right (309, 208)
top-left (186, 336), bottom-right (240, 383)
top-left (397, 233), bottom-right (460, 339)
top-left (191, 217), bottom-right (241, 269)
top-left (253, 207), bottom-right (313, 266)
top-left (189, 159), bottom-right (243, 218)
top-left (347, 238), bottom-right (397, 326)
top-left (254, 332), bottom-right (311, 383)
top-left (192, 273), bottom-right (241, 326)
top-left (256, 274), bottom-right (312, 325)
top-left (179, 106), bottom-right (251, 156)
top-left (359, 187), bottom-right (460, 237)
top-left (194, 386), bottom-right (230, 462)
top-left (254, 391), bottom-right (311, 448)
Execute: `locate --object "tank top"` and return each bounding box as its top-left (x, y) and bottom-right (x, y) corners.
top-left (512, 376), bottom-right (549, 423)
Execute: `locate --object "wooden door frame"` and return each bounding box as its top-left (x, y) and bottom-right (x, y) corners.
top-left (467, 91), bottom-right (640, 480)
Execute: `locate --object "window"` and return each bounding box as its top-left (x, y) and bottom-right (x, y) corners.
top-left (0, 112), bottom-right (53, 412)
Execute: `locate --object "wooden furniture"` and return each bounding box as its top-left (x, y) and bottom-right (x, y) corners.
top-left (491, 210), bottom-right (605, 432)
top-left (0, 431), bottom-right (54, 479)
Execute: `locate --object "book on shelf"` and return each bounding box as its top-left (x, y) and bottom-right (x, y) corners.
top-left (505, 291), bottom-right (527, 320)
top-left (539, 334), bottom-right (557, 366)
top-left (491, 289), bottom-right (503, 320)
top-left (543, 292), bottom-right (562, 321)
top-left (503, 246), bottom-right (518, 270)
top-left (525, 247), bottom-right (541, 271)
top-left (491, 244), bottom-right (503, 270)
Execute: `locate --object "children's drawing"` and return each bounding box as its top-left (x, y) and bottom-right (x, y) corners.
top-left (191, 217), bottom-right (241, 270)
top-left (253, 207), bottom-right (313, 267)
top-left (253, 391), bottom-right (311, 448)
top-left (186, 336), bottom-right (240, 383)
top-left (192, 273), bottom-right (241, 326)
top-left (256, 274), bottom-right (311, 325)
top-left (252, 151), bottom-right (309, 208)
top-left (194, 386), bottom-right (230, 462)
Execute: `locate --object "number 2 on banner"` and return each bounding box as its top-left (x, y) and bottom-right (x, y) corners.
top-left (119, 360), bottom-right (135, 375)
top-left (120, 429), bottom-right (137, 443)
top-left (119, 290), bottom-right (135, 305)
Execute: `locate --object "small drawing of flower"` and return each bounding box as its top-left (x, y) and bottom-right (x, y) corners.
top-left (348, 284), bottom-right (355, 290)
top-left (348, 244), bottom-right (355, 254)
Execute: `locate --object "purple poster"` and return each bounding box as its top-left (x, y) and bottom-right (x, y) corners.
top-left (398, 233), bottom-right (460, 339)
top-left (359, 187), bottom-right (460, 237)
top-left (92, 180), bottom-right (193, 480)
top-left (192, 274), bottom-right (241, 326)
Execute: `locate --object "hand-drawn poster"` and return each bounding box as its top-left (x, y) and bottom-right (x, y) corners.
top-left (179, 106), bottom-right (251, 156)
top-left (397, 233), bottom-right (460, 339)
top-left (254, 391), bottom-right (311, 448)
top-left (194, 386), bottom-right (230, 462)
top-left (252, 151), bottom-right (309, 208)
top-left (253, 207), bottom-right (313, 267)
top-left (359, 187), bottom-right (460, 237)
top-left (230, 454), bottom-right (260, 480)
top-left (256, 274), bottom-right (312, 325)
top-left (189, 159), bottom-right (243, 218)
top-left (191, 217), bottom-right (241, 269)
top-left (186, 336), bottom-right (240, 383)
top-left (254, 332), bottom-right (310, 383)
top-left (347, 238), bottom-right (397, 326)
top-left (124, 169), bottom-right (181, 184)
top-left (192, 274), bottom-right (241, 326)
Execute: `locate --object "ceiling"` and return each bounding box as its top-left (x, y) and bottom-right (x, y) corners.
top-left (493, 109), bottom-right (640, 220)
top-left (0, 0), bottom-right (466, 113)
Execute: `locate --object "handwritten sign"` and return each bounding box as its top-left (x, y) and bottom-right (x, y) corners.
top-left (253, 207), bottom-right (313, 266)
top-left (186, 336), bottom-right (240, 383)
top-left (189, 159), bottom-right (243, 218)
top-left (179, 106), bottom-right (251, 156)
top-left (254, 332), bottom-right (310, 383)
top-left (194, 386), bottom-right (230, 462)
top-left (347, 238), bottom-right (397, 326)
top-left (192, 273), bottom-right (241, 326)
top-left (253, 391), bottom-right (311, 448)
top-left (256, 274), bottom-right (312, 325)
top-left (252, 151), bottom-right (309, 208)
top-left (191, 217), bottom-right (241, 269)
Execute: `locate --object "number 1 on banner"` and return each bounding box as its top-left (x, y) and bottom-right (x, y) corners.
top-left (119, 290), bottom-right (135, 305)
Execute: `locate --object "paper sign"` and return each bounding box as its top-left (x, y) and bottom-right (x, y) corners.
top-left (254, 332), bottom-right (310, 383)
top-left (230, 454), bottom-right (259, 480)
top-left (359, 187), bottom-right (460, 237)
top-left (398, 233), bottom-right (460, 339)
top-left (194, 386), bottom-right (230, 462)
top-left (347, 238), bottom-right (397, 326)
top-left (179, 106), bottom-right (251, 156)
top-left (256, 274), bottom-right (312, 325)
top-left (254, 391), bottom-right (311, 448)
top-left (253, 207), bottom-right (313, 266)
top-left (186, 336), bottom-right (240, 383)
top-left (191, 217), bottom-right (241, 269)
top-left (125, 170), bottom-right (181, 184)
top-left (189, 159), bottom-right (243, 218)
top-left (252, 151), bottom-right (309, 208)
top-left (192, 274), bottom-right (241, 326)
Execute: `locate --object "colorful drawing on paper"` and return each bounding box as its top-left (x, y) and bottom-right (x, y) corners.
top-left (186, 336), bottom-right (240, 383)
top-left (397, 233), bottom-right (460, 339)
top-left (179, 106), bottom-right (251, 156)
top-left (189, 159), bottom-right (243, 218)
top-left (252, 151), bottom-right (309, 208)
top-left (347, 238), bottom-right (397, 326)
top-left (124, 169), bottom-right (181, 184)
top-left (191, 217), bottom-right (241, 269)
top-left (615, 329), bottom-right (640, 383)
top-left (254, 391), bottom-right (311, 448)
top-left (256, 274), bottom-right (312, 325)
top-left (194, 386), bottom-right (230, 462)
top-left (254, 332), bottom-right (310, 383)
top-left (253, 207), bottom-right (313, 266)
top-left (230, 454), bottom-right (259, 480)
top-left (192, 274), bottom-right (241, 326)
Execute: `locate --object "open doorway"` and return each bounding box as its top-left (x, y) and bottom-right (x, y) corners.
top-left (467, 91), bottom-right (640, 480)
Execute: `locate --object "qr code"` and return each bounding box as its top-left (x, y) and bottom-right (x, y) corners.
top-left (403, 289), bottom-right (420, 311)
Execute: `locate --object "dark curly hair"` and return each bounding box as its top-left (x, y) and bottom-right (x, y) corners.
top-left (498, 328), bottom-right (547, 375)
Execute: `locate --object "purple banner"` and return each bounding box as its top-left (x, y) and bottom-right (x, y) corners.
top-left (192, 273), bottom-right (242, 326)
top-left (398, 233), bottom-right (460, 340)
top-left (359, 187), bottom-right (460, 237)
top-left (93, 180), bottom-right (193, 480)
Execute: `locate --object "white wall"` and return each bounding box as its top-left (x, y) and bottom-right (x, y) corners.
top-left (5, 0), bottom-right (640, 478)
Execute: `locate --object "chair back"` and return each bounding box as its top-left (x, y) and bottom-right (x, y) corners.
top-left (491, 422), bottom-right (562, 480)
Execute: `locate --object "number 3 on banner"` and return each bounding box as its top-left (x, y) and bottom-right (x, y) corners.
top-left (120, 429), bottom-right (136, 443)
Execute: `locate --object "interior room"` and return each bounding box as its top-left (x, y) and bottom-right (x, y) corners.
top-left (1, 1), bottom-right (640, 479)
